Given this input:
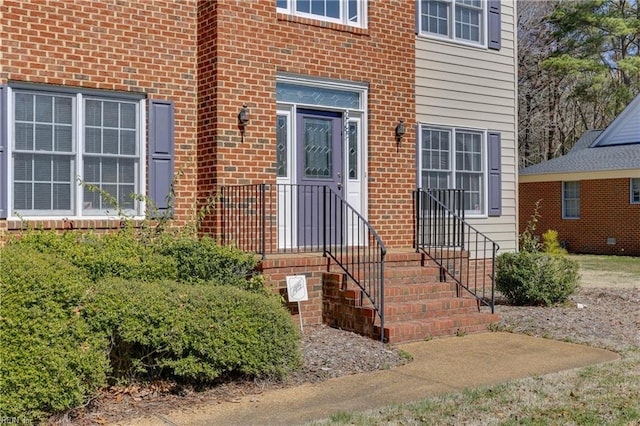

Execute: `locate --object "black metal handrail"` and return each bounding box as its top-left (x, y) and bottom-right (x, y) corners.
top-left (220, 183), bottom-right (387, 340)
top-left (414, 189), bottom-right (499, 312)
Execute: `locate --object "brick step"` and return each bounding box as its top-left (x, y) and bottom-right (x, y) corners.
top-left (382, 297), bottom-right (480, 322)
top-left (378, 312), bottom-right (499, 344)
top-left (383, 281), bottom-right (458, 303)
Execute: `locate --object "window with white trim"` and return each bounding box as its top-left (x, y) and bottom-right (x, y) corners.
top-left (418, 0), bottom-right (485, 45)
top-left (419, 125), bottom-right (485, 215)
top-left (631, 178), bottom-right (640, 204)
top-left (276, 0), bottom-right (366, 28)
top-left (562, 181), bottom-right (580, 219)
top-left (9, 87), bottom-right (144, 218)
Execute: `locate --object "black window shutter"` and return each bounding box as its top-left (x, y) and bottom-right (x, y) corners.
top-left (488, 132), bottom-right (502, 217)
top-left (148, 99), bottom-right (175, 218)
top-left (0, 85), bottom-right (6, 219)
top-left (488, 0), bottom-right (501, 50)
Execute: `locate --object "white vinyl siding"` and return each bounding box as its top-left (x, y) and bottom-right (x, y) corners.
top-left (415, 0), bottom-right (517, 251)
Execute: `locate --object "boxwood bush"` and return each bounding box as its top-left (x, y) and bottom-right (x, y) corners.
top-left (86, 278), bottom-right (301, 383)
top-left (496, 251), bottom-right (579, 306)
top-left (0, 245), bottom-right (109, 422)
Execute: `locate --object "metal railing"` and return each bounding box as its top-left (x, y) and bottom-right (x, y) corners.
top-left (414, 189), bottom-right (499, 312)
top-left (220, 183), bottom-right (387, 340)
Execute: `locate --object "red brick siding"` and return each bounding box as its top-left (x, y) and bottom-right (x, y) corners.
top-left (1, 0), bottom-right (199, 231)
top-left (519, 179), bottom-right (640, 255)
top-left (196, 1), bottom-right (416, 246)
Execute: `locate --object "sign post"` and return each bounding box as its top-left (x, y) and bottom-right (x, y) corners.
top-left (286, 275), bottom-right (308, 332)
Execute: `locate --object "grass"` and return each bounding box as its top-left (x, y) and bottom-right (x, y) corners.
top-left (309, 254), bottom-right (640, 425)
top-left (310, 351), bottom-right (640, 426)
top-left (569, 254), bottom-right (640, 275)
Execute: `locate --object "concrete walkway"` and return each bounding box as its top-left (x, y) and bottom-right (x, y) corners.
top-left (123, 332), bottom-right (619, 426)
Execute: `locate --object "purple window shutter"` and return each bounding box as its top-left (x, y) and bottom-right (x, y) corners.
top-left (488, 132), bottom-right (502, 217)
top-left (148, 99), bottom-right (174, 217)
top-left (488, 0), bottom-right (501, 50)
top-left (0, 85), bottom-right (7, 219)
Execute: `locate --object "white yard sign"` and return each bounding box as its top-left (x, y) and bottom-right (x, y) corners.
top-left (286, 275), bottom-right (308, 331)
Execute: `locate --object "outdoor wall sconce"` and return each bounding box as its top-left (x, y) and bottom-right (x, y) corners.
top-left (238, 103), bottom-right (249, 142)
top-left (395, 119), bottom-right (406, 149)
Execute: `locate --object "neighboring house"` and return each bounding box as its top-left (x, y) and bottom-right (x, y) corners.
top-left (519, 95), bottom-right (640, 256)
top-left (1, 1), bottom-right (518, 342)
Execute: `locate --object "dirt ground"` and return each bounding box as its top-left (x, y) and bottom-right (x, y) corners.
top-left (578, 268), bottom-right (639, 288)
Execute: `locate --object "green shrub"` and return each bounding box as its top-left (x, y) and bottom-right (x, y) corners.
top-left (158, 235), bottom-right (264, 291)
top-left (496, 251), bottom-right (579, 306)
top-left (0, 245), bottom-right (109, 422)
top-left (85, 278), bottom-right (301, 383)
top-left (542, 229), bottom-right (568, 256)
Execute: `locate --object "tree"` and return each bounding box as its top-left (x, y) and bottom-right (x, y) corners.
top-left (518, 0), bottom-right (640, 167)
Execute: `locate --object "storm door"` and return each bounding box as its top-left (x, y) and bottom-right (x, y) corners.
top-left (296, 109), bottom-right (343, 247)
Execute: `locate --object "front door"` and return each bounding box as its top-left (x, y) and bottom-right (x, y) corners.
top-left (296, 109), bottom-right (343, 247)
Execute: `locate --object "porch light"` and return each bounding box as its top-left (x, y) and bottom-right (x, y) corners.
top-left (395, 119), bottom-right (406, 146)
top-left (238, 103), bottom-right (249, 142)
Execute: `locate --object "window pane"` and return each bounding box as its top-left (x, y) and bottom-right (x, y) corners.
top-left (34, 155), bottom-right (52, 181)
top-left (119, 159), bottom-right (135, 183)
top-left (276, 115), bottom-right (288, 178)
top-left (85, 100), bottom-right (101, 126)
top-left (102, 184), bottom-right (118, 209)
top-left (120, 103), bottom-right (136, 129)
top-left (85, 127), bottom-right (101, 153)
top-left (455, 4), bottom-right (481, 42)
top-left (563, 182), bottom-right (580, 218)
top-left (296, 0), bottom-right (311, 13)
top-left (84, 157), bottom-right (100, 182)
top-left (120, 130), bottom-right (136, 155)
top-left (55, 97), bottom-right (73, 124)
top-left (35, 95), bottom-right (53, 122)
top-left (15, 93), bottom-right (33, 121)
top-left (303, 117), bottom-right (332, 179)
top-left (423, 1), bottom-right (449, 36)
top-left (14, 154), bottom-right (32, 181)
top-left (14, 182), bottom-right (32, 209)
top-left (632, 179), bottom-right (640, 203)
top-left (277, 0), bottom-right (287, 8)
top-left (103, 129), bottom-right (119, 154)
top-left (53, 157), bottom-right (71, 182)
top-left (348, 121), bottom-right (358, 180)
top-left (15, 123), bottom-right (33, 150)
top-left (83, 187), bottom-right (101, 211)
top-left (103, 101), bottom-right (119, 127)
top-left (326, 0), bottom-right (340, 18)
top-left (102, 158), bottom-right (118, 183)
top-left (55, 125), bottom-right (73, 152)
top-left (34, 182), bottom-right (52, 209)
top-left (348, 0), bottom-right (358, 22)
top-left (35, 124), bottom-right (53, 151)
top-left (119, 185), bottom-right (135, 209)
top-left (53, 183), bottom-right (71, 210)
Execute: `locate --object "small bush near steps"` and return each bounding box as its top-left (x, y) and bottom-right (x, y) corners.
top-left (497, 204), bottom-right (579, 306)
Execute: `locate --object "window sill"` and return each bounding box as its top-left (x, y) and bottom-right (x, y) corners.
top-left (6, 217), bottom-right (146, 231)
top-left (277, 13), bottom-right (368, 35)
top-left (416, 33), bottom-right (488, 50)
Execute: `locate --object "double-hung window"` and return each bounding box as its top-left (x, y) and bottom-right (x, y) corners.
top-left (562, 181), bottom-right (580, 219)
top-left (631, 178), bottom-right (640, 204)
top-left (419, 0), bottom-right (484, 44)
top-left (276, 0), bottom-right (366, 28)
top-left (9, 86), bottom-right (145, 218)
top-left (419, 126), bottom-right (485, 216)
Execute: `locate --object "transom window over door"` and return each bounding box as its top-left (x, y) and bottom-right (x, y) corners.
top-left (419, 125), bottom-right (487, 216)
top-left (276, 0), bottom-right (366, 28)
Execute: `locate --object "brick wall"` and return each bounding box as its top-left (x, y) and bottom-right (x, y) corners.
top-left (1, 0), bottom-right (199, 235)
top-left (197, 1), bottom-right (417, 246)
top-left (519, 179), bottom-right (640, 255)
